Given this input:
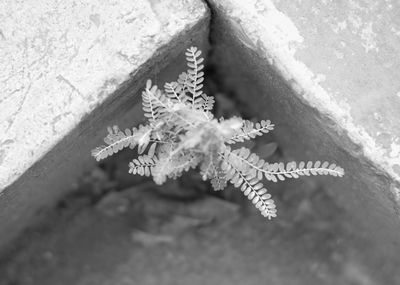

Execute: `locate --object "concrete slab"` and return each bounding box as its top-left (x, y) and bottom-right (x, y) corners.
top-left (271, 0), bottom-right (400, 189)
top-left (0, 0), bottom-right (209, 249)
top-left (207, 0), bottom-right (400, 256)
top-left (0, 0), bottom-right (208, 191)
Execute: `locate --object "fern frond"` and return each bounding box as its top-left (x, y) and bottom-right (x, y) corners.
top-left (221, 150), bottom-right (277, 219)
top-left (262, 160), bottom-right (345, 182)
top-left (142, 80), bottom-right (168, 126)
top-left (210, 170), bottom-right (228, 191)
top-left (227, 120), bottom-right (274, 144)
top-left (128, 155), bottom-right (158, 177)
top-left (209, 162), bottom-right (228, 191)
top-left (91, 126), bottom-right (138, 161)
top-left (92, 46), bottom-right (345, 221)
top-left (164, 82), bottom-right (184, 103)
top-left (201, 94), bottom-right (214, 111)
top-left (185, 46), bottom-right (205, 109)
top-left (201, 94), bottom-right (215, 119)
top-left (226, 147), bottom-right (345, 182)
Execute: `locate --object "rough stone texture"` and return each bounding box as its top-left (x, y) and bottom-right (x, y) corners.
top-left (0, 0), bottom-right (209, 248)
top-left (271, 0), bottom-right (400, 190)
top-left (0, 0), bottom-right (208, 190)
top-left (207, 0), bottom-right (400, 259)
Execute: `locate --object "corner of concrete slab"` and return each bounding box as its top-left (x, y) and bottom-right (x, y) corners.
top-left (205, 0), bottom-right (400, 262)
top-left (0, 11), bottom-right (210, 251)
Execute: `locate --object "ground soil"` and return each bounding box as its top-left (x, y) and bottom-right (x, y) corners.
top-left (0, 157), bottom-right (398, 285)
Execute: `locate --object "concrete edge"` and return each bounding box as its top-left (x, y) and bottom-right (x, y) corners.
top-left (206, 0), bottom-right (400, 210)
top-left (0, 14), bottom-right (210, 251)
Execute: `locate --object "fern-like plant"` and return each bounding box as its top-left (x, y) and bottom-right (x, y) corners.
top-left (92, 47), bottom-right (344, 220)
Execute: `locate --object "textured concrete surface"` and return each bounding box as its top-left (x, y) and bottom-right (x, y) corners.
top-left (0, 0), bottom-right (207, 191)
top-left (207, 0), bottom-right (400, 257)
top-left (0, 0), bottom-right (209, 248)
top-left (271, 0), bottom-right (400, 190)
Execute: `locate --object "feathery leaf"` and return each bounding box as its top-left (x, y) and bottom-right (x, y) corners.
top-left (92, 46), bottom-right (344, 221)
top-left (227, 120), bottom-right (274, 144)
top-left (91, 126), bottom-right (138, 161)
